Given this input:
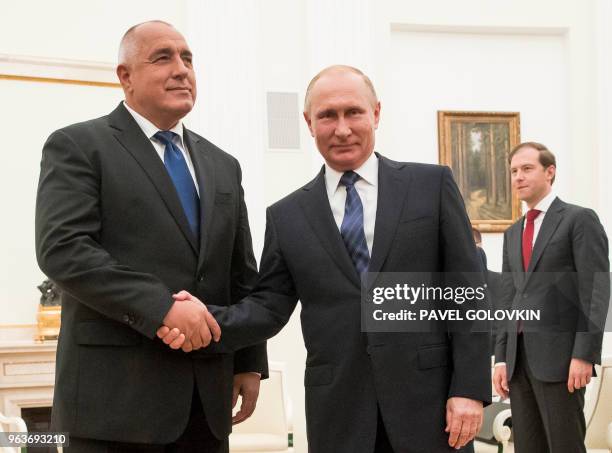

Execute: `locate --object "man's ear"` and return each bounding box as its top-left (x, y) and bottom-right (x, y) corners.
top-left (116, 64), bottom-right (131, 92)
top-left (546, 165), bottom-right (556, 183)
top-left (373, 101), bottom-right (381, 130)
top-left (303, 111), bottom-right (314, 137)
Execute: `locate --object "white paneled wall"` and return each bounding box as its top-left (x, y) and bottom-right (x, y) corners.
top-left (1, 1), bottom-right (611, 451)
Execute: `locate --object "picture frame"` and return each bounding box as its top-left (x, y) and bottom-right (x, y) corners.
top-left (437, 111), bottom-right (521, 232)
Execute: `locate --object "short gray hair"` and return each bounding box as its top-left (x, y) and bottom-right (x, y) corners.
top-left (117, 20), bottom-right (174, 65)
top-left (303, 65), bottom-right (378, 113)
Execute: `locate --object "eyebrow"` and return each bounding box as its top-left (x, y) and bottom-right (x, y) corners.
top-left (511, 163), bottom-right (535, 170)
top-left (148, 47), bottom-right (193, 60)
top-left (316, 105), bottom-right (364, 117)
top-left (317, 108), bottom-right (336, 117)
top-left (148, 47), bottom-right (172, 59)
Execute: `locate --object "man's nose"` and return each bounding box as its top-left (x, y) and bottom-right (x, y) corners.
top-left (172, 56), bottom-right (189, 77)
top-left (334, 117), bottom-right (351, 137)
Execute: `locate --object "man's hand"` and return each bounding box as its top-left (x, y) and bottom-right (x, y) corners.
top-left (445, 397), bottom-right (483, 449)
top-left (232, 372), bottom-right (261, 425)
top-left (567, 358), bottom-right (592, 393)
top-left (493, 364), bottom-right (509, 400)
top-left (158, 291), bottom-right (221, 352)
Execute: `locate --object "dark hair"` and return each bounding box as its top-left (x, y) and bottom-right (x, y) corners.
top-left (508, 141), bottom-right (556, 184)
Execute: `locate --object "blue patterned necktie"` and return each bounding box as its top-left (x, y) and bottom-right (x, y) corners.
top-left (154, 131), bottom-right (200, 238)
top-left (339, 171), bottom-right (370, 275)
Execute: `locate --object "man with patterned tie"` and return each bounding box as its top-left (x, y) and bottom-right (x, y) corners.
top-left (161, 65), bottom-right (491, 452)
top-left (35, 21), bottom-right (267, 452)
top-left (493, 142), bottom-right (610, 453)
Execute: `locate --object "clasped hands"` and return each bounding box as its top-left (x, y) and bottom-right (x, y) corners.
top-left (157, 292), bottom-right (485, 443)
top-left (157, 290), bottom-right (220, 352)
top-left (157, 291), bottom-right (260, 425)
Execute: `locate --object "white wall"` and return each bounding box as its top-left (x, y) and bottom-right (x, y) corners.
top-left (1, 1), bottom-right (611, 452)
top-left (0, 0), bottom-right (186, 62)
top-left (594, 0), bottom-right (612, 356)
top-left (382, 30), bottom-right (569, 272)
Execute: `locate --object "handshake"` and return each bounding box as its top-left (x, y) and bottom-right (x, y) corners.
top-left (156, 290), bottom-right (222, 352)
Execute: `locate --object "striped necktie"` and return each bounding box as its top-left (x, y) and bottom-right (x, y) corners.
top-left (339, 171), bottom-right (370, 275)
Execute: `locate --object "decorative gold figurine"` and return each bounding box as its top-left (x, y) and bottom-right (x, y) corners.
top-left (35, 279), bottom-right (61, 342)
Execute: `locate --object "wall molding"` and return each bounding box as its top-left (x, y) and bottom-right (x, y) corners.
top-left (0, 53), bottom-right (120, 87)
top-left (390, 23), bottom-right (568, 36)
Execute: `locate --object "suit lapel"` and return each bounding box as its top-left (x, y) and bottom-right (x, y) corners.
top-left (511, 221), bottom-right (525, 273)
top-left (108, 104), bottom-right (198, 254)
top-left (298, 168), bottom-right (361, 287)
top-left (508, 221), bottom-right (526, 288)
top-left (526, 197), bottom-right (564, 275)
top-left (184, 130), bottom-right (216, 270)
top-left (367, 156), bottom-right (409, 277)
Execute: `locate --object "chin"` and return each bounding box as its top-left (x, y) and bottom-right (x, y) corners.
top-left (168, 101), bottom-right (194, 117)
top-left (329, 153), bottom-right (361, 168)
top-left (334, 162), bottom-right (360, 172)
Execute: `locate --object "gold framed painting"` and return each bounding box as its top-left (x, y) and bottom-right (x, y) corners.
top-left (438, 111), bottom-right (521, 232)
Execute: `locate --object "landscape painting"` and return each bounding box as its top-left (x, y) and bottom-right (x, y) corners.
top-left (438, 111), bottom-right (521, 232)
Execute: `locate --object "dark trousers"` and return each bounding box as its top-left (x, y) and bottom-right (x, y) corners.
top-left (67, 388), bottom-right (228, 453)
top-left (375, 408), bottom-right (474, 453)
top-left (375, 409), bottom-right (394, 453)
top-left (509, 336), bottom-right (586, 453)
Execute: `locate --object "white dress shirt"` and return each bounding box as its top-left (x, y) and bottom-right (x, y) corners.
top-left (522, 189), bottom-right (557, 245)
top-left (324, 152), bottom-right (378, 254)
top-left (123, 102), bottom-right (199, 194)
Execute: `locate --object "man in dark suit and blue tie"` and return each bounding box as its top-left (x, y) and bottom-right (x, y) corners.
top-left (35, 21), bottom-right (267, 452)
top-left (493, 142), bottom-right (610, 453)
top-left (161, 65), bottom-right (491, 452)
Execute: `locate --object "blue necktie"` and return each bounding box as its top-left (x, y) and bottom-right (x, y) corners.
top-left (340, 171), bottom-right (370, 275)
top-left (154, 131), bottom-right (200, 238)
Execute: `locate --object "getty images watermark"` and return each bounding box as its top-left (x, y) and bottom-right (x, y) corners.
top-left (361, 272), bottom-right (611, 333)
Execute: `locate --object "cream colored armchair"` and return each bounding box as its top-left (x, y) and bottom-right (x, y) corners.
top-left (0, 412), bottom-right (27, 453)
top-left (584, 355), bottom-right (612, 452)
top-left (230, 361), bottom-right (293, 453)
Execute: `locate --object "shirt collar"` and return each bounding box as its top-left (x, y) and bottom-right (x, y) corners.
top-left (324, 151), bottom-right (379, 198)
top-left (123, 101), bottom-right (185, 148)
top-left (529, 189), bottom-right (556, 215)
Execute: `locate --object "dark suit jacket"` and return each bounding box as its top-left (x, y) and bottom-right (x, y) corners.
top-left (35, 103), bottom-right (267, 443)
top-left (494, 197), bottom-right (609, 382)
top-left (210, 156), bottom-right (491, 453)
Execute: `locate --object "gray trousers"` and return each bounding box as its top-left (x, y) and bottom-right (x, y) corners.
top-left (509, 336), bottom-right (586, 453)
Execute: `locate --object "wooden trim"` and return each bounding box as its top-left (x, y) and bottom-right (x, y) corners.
top-left (0, 73), bottom-right (120, 88)
top-left (438, 110), bottom-right (521, 233)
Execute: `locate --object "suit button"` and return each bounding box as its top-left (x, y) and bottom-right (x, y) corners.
top-left (198, 275), bottom-right (204, 282)
top-left (122, 314), bottom-right (130, 324)
top-left (523, 294), bottom-right (528, 299)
